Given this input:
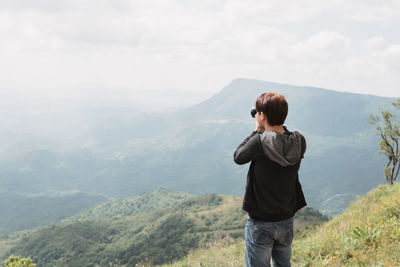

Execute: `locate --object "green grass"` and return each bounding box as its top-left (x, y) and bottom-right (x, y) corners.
top-left (159, 183), bottom-right (400, 267)
top-left (158, 239), bottom-right (244, 267)
top-left (292, 183), bottom-right (400, 266)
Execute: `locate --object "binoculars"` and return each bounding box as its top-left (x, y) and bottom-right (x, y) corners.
top-left (251, 108), bottom-right (257, 118)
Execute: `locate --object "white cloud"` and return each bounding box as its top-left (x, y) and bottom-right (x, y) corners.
top-left (341, 0), bottom-right (400, 22)
top-left (0, 0), bottom-right (69, 13)
top-left (361, 36), bottom-right (388, 51)
top-left (0, 0), bottom-right (399, 100)
top-left (377, 44), bottom-right (400, 71)
top-left (290, 31), bottom-right (352, 61)
top-left (223, 0), bottom-right (321, 25)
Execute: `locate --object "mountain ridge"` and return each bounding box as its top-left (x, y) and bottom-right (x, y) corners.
top-left (0, 78), bottom-right (397, 216)
top-left (62, 187), bottom-right (194, 222)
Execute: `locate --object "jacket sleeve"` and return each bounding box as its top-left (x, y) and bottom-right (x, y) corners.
top-left (233, 131), bottom-right (262, 165)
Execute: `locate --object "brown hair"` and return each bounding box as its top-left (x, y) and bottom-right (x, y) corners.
top-left (255, 92), bottom-right (288, 126)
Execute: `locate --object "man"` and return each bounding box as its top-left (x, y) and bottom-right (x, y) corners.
top-left (233, 92), bottom-right (306, 267)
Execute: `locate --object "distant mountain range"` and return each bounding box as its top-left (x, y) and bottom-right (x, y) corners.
top-left (0, 78), bottom-right (396, 216)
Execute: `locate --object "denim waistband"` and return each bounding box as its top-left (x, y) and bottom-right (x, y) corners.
top-left (249, 216), bottom-right (294, 225)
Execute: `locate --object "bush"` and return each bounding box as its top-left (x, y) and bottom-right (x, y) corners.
top-left (3, 255), bottom-right (36, 267)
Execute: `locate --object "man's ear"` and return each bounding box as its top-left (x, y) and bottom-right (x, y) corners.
top-left (261, 112), bottom-right (270, 124)
top-left (261, 112), bottom-right (267, 121)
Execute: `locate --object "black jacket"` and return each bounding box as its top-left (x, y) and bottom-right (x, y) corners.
top-left (234, 128), bottom-right (306, 222)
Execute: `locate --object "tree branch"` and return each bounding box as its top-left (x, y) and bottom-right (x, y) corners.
top-left (386, 157), bottom-right (393, 168)
top-left (394, 164), bottom-right (400, 181)
top-left (380, 132), bottom-right (395, 156)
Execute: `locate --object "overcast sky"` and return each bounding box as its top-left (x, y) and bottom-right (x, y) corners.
top-left (1, 0), bottom-right (400, 106)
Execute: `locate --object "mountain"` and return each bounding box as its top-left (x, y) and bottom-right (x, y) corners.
top-left (0, 78), bottom-right (396, 216)
top-left (1, 190), bottom-right (327, 267)
top-left (160, 183), bottom-right (400, 267)
top-left (0, 191), bottom-right (107, 233)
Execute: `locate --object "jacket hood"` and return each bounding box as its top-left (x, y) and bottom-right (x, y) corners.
top-left (259, 130), bottom-right (304, 167)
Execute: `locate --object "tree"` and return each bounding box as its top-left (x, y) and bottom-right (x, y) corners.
top-left (369, 99), bottom-right (400, 184)
top-left (3, 255), bottom-right (36, 267)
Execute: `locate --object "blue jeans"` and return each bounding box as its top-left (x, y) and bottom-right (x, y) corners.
top-left (245, 216), bottom-right (294, 267)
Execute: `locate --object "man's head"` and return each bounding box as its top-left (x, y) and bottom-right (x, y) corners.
top-left (255, 92), bottom-right (288, 126)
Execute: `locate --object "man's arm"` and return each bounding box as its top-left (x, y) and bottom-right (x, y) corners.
top-left (233, 131), bottom-right (262, 165)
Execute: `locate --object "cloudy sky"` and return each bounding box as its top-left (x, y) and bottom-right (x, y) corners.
top-left (1, 0), bottom-right (400, 106)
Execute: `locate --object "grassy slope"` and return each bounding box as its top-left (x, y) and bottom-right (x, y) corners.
top-left (292, 183), bottom-right (400, 266)
top-left (158, 240), bottom-right (245, 267)
top-left (160, 184), bottom-right (400, 267)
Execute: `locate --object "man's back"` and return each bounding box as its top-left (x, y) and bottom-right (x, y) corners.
top-left (233, 92), bottom-right (306, 267)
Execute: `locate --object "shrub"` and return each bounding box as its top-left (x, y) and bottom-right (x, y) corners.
top-left (3, 255), bottom-right (36, 267)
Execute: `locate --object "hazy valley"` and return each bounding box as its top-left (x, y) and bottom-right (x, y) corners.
top-left (0, 79), bottom-right (395, 217)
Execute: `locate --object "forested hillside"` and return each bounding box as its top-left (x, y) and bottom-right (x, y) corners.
top-left (63, 187), bottom-right (193, 222)
top-left (2, 190), bottom-right (326, 267)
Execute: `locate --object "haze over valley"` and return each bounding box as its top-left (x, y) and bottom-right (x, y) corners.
top-left (0, 78), bottom-right (395, 222)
